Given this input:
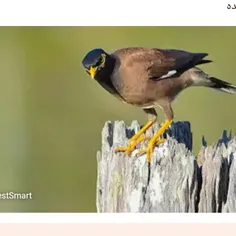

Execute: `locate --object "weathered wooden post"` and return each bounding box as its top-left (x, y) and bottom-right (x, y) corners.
top-left (96, 121), bottom-right (236, 213)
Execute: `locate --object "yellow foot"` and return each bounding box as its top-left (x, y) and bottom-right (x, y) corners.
top-left (137, 119), bottom-right (172, 162)
top-left (115, 135), bottom-right (150, 156)
top-left (136, 138), bottom-right (166, 160)
top-left (115, 119), bottom-right (156, 156)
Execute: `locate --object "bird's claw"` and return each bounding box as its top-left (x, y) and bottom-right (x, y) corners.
top-left (135, 138), bottom-right (166, 162)
top-left (115, 135), bottom-right (150, 156)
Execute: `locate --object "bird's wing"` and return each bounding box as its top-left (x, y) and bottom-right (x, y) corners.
top-left (147, 49), bottom-right (210, 80)
top-left (114, 48), bottom-right (210, 81)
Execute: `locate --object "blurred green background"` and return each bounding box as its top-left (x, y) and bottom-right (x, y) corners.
top-left (0, 27), bottom-right (236, 212)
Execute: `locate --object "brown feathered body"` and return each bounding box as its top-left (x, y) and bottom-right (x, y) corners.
top-left (82, 46), bottom-right (236, 161)
top-left (93, 47), bottom-right (236, 120)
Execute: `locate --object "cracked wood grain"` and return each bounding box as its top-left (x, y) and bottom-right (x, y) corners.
top-left (96, 120), bottom-right (236, 213)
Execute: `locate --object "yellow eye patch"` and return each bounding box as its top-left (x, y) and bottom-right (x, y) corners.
top-left (100, 53), bottom-right (106, 68)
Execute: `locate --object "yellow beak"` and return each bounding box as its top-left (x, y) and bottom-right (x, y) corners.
top-left (88, 67), bottom-right (97, 79)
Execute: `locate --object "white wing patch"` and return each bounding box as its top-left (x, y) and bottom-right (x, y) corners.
top-left (160, 70), bottom-right (177, 79)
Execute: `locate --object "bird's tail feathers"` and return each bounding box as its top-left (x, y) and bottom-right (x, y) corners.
top-left (192, 69), bottom-right (236, 94)
top-left (208, 77), bottom-right (236, 94)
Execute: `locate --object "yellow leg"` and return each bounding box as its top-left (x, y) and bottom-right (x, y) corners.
top-left (136, 138), bottom-right (165, 157)
top-left (115, 119), bottom-right (156, 156)
top-left (138, 120), bottom-right (173, 162)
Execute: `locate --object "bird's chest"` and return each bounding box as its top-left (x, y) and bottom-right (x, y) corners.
top-left (111, 71), bottom-right (155, 106)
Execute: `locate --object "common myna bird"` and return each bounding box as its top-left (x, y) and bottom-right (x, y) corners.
top-left (82, 47), bottom-right (236, 162)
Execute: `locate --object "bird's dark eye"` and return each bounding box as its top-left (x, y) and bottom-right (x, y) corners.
top-left (94, 58), bottom-right (103, 67)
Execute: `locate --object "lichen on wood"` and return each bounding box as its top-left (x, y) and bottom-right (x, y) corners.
top-left (96, 120), bottom-right (236, 213)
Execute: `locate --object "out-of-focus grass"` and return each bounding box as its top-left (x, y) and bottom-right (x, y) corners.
top-left (0, 27), bottom-right (236, 212)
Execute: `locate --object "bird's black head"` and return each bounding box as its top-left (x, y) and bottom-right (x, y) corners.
top-left (82, 48), bottom-right (108, 79)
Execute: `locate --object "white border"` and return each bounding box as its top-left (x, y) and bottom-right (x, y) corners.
top-left (0, 213), bottom-right (235, 223)
top-left (0, 0), bottom-right (236, 26)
